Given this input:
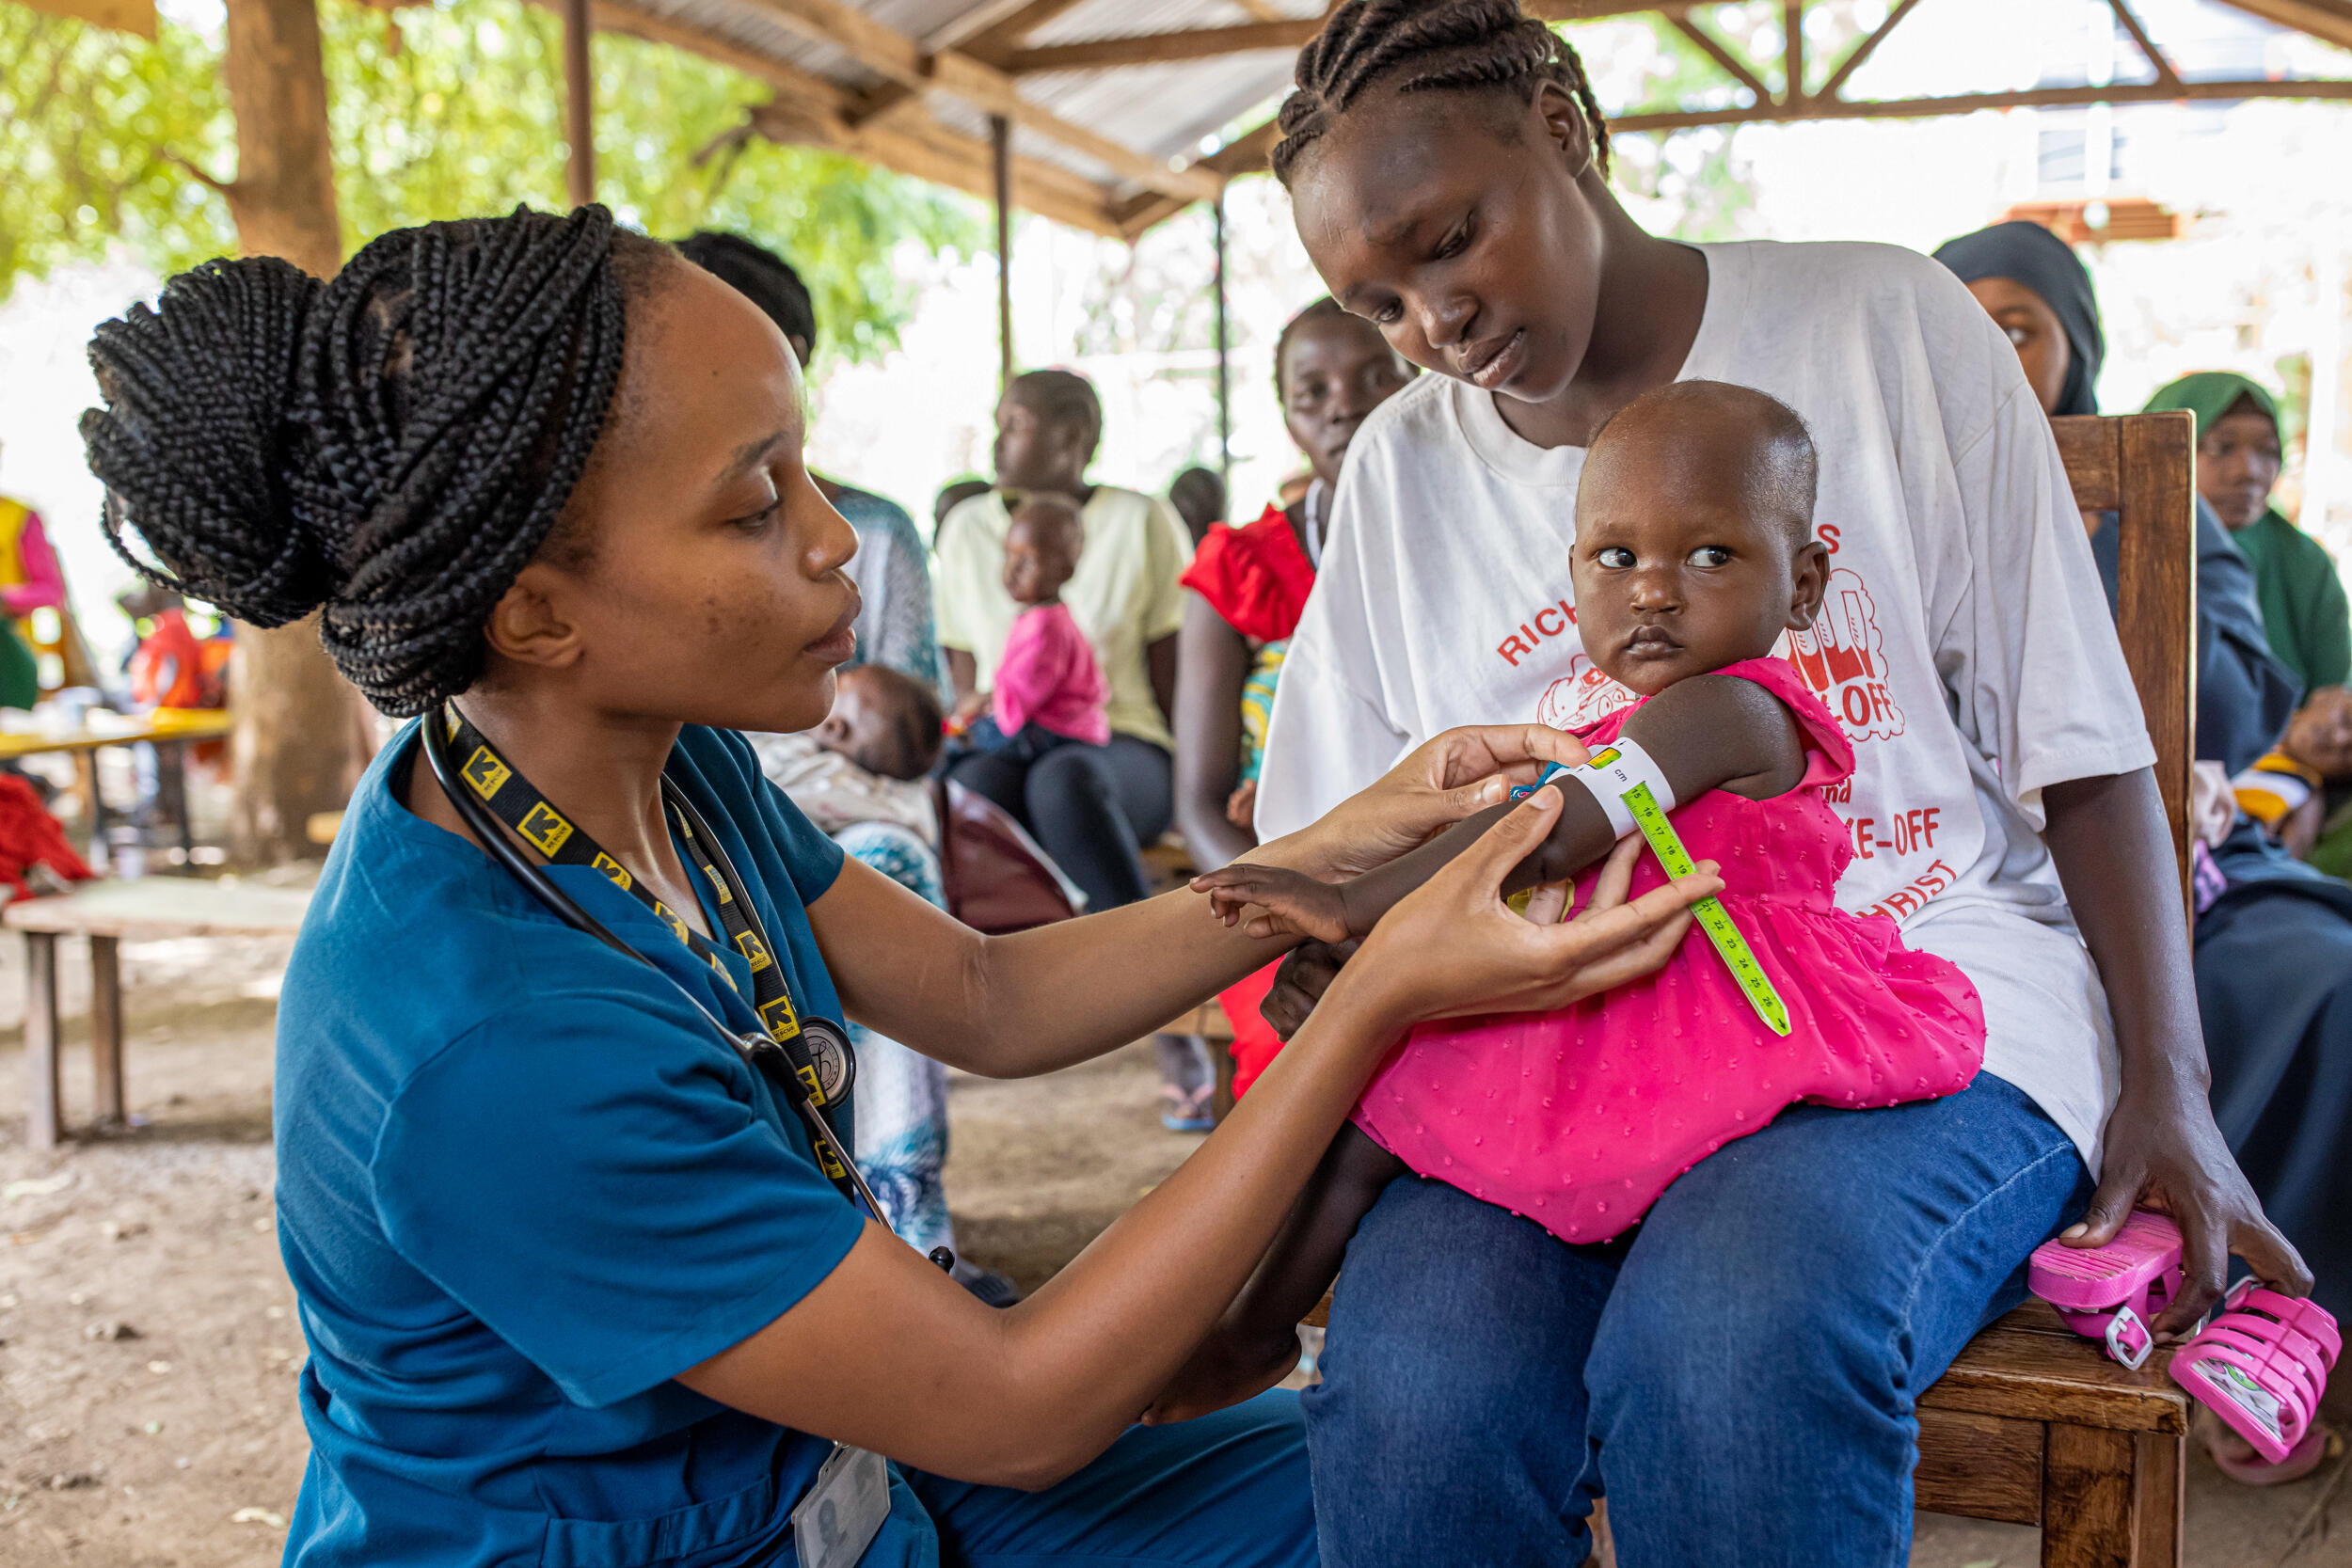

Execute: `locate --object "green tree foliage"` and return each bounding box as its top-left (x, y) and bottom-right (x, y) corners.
top-left (0, 0), bottom-right (982, 362)
top-left (0, 8), bottom-right (238, 290)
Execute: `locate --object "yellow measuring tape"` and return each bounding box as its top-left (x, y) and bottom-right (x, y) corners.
top-left (1619, 783), bottom-right (1790, 1036)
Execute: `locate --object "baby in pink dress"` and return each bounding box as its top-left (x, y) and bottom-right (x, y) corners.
top-left (1159, 381), bottom-right (1985, 1419)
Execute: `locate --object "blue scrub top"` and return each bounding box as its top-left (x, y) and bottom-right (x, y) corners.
top-left (275, 723), bottom-right (913, 1566)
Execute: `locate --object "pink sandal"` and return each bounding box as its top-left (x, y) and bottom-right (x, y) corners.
top-left (2172, 1278), bottom-right (2339, 1469)
top-left (2031, 1212), bottom-right (2343, 1483)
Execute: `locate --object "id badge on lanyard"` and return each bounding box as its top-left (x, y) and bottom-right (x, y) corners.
top-left (791, 1442), bottom-right (890, 1568)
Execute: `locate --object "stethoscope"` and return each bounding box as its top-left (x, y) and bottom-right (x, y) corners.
top-left (420, 712), bottom-right (954, 1275)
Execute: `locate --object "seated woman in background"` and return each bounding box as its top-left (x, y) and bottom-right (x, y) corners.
top-left (935, 371), bottom-right (1215, 1125)
top-left (2142, 372), bottom-right (2352, 876)
top-left (2146, 371), bottom-right (2348, 698)
top-left (1173, 297), bottom-right (1412, 1096)
top-left (1939, 220), bottom-right (2346, 1481)
top-left (675, 230), bottom-right (943, 695)
top-left (936, 368), bottom-right (1191, 911)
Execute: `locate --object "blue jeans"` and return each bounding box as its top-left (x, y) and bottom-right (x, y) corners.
top-left (904, 1390), bottom-right (1317, 1566)
top-left (1303, 1073), bottom-right (2090, 1568)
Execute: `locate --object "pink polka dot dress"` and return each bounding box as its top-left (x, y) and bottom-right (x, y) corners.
top-left (1352, 657), bottom-right (1986, 1245)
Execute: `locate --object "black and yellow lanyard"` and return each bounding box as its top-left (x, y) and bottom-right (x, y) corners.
top-left (440, 708), bottom-right (862, 1189)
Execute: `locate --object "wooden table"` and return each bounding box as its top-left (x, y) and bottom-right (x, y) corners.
top-left (8, 878), bottom-right (312, 1148)
top-left (0, 710), bottom-right (234, 862)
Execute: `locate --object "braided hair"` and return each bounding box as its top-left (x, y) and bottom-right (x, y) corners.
top-left (1273, 0), bottom-right (1612, 188)
top-left (675, 230), bottom-right (815, 355)
top-left (81, 205), bottom-right (672, 716)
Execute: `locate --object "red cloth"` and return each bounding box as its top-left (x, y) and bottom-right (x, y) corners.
top-left (0, 775), bottom-right (93, 901)
top-left (1180, 505), bottom-right (1317, 643)
top-left (1219, 961), bottom-right (1286, 1099)
top-left (1189, 503), bottom-right (1320, 1098)
top-left (993, 602), bottom-right (1111, 745)
top-left (131, 609), bottom-right (212, 710)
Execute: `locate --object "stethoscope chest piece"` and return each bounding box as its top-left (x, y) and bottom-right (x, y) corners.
top-left (751, 1017), bottom-right (856, 1108)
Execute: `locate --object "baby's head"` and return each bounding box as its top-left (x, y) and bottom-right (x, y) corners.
top-left (1002, 494), bottom-right (1085, 607)
top-left (1573, 380), bottom-right (1829, 697)
top-left (816, 664), bottom-right (945, 781)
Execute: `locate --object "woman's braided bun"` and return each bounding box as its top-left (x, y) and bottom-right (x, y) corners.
top-left (82, 204), bottom-right (647, 716)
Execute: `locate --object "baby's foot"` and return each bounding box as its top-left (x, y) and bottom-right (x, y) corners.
top-left (1189, 863), bottom-right (1353, 943)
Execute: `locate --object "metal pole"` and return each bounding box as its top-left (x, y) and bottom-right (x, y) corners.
top-left (564, 0), bottom-right (595, 208)
top-left (1213, 187), bottom-right (1232, 482)
top-left (992, 113), bottom-right (1013, 387)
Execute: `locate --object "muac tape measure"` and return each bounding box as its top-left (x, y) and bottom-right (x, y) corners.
top-left (1514, 760), bottom-right (1792, 1037)
top-left (1620, 782), bottom-right (1790, 1037)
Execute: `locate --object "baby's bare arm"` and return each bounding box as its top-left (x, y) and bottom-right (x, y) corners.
top-left (1222, 675), bottom-right (1807, 942)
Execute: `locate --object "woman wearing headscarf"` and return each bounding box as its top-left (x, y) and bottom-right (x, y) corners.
top-left (2146, 372), bottom-right (2350, 695)
top-left (1930, 222), bottom-right (2299, 772)
top-left (2145, 372), bottom-right (2352, 876)
top-left (1938, 221), bottom-right (2349, 1481)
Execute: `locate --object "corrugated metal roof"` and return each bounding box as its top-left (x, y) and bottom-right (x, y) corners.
top-left (587, 0), bottom-right (2352, 239)
top-left (592, 0), bottom-right (1311, 237)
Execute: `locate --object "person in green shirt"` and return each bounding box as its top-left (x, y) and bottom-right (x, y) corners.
top-left (2144, 372), bottom-right (2350, 692)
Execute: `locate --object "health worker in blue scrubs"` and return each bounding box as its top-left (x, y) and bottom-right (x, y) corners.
top-left (79, 206), bottom-right (1716, 1567)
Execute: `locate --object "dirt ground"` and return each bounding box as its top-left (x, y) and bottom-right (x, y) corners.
top-left (0, 906), bottom-right (2344, 1566)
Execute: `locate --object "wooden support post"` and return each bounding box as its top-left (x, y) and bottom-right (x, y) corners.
top-left (1785, 0), bottom-right (1805, 103)
top-left (25, 932), bottom-right (60, 1150)
top-left (992, 112), bottom-right (1013, 386)
top-left (1213, 188), bottom-right (1232, 482)
top-left (2041, 1423), bottom-right (2137, 1567)
top-left (2132, 1431), bottom-right (2185, 1567)
top-left (564, 0), bottom-right (596, 208)
top-left (88, 936), bottom-right (124, 1128)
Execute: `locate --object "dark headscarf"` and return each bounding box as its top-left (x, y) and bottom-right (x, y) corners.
top-left (1931, 221), bottom-right (2105, 417)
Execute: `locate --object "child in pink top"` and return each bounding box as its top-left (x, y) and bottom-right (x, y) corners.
top-left (953, 494), bottom-right (1110, 761)
top-left (1157, 382), bottom-right (1987, 1418)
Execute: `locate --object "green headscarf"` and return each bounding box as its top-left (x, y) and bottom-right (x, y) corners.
top-left (2143, 370), bottom-right (2282, 447)
top-left (2143, 372), bottom-right (2348, 692)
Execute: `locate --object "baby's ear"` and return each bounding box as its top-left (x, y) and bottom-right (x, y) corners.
top-left (1785, 537), bottom-right (1832, 630)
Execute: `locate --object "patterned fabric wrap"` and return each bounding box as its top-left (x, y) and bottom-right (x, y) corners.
top-left (834, 820), bottom-right (955, 1259)
top-left (1239, 640), bottom-right (1288, 784)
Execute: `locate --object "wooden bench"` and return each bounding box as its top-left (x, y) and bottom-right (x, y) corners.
top-left (10, 878), bottom-right (313, 1149)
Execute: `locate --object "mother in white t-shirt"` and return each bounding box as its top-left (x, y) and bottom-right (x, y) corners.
top-left (1240, 6), bottom-right (2308, 1563)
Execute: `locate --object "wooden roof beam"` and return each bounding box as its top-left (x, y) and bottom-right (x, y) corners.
top-left (732, 0), bottom-right (1221, 200)
top-left (1612, 72), bottom-right (2352, 134)
top-left (1004, 19), bottom-right (1318, 73)
top-left (1815, 0), bottom-right (1921, 102)
top-left (1113, 118), bottom-right (1281, 240)
top-left (1665, 13), bottom-right (1772, 104)
top-left (951, 0), bottom-right (1093, 65)
top-left (999, 2), bottom-right (1713, 75)
top-left (576, 0), bottom-right (1126, 237)
top-left (2212, 0), bottom-right (2352, 52)
top-left (2106, 0), bottom-right (2185, 92)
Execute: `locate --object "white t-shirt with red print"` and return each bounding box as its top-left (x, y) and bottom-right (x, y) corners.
top-left (1255, 239), bottom-right (2155, 1172)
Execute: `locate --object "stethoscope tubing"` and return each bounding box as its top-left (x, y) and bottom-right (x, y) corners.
top-left (418, 715), bottom-right (909, 1243)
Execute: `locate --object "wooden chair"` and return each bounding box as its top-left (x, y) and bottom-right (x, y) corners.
top-left (1908, 410), bottom-right (2198, 1566)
